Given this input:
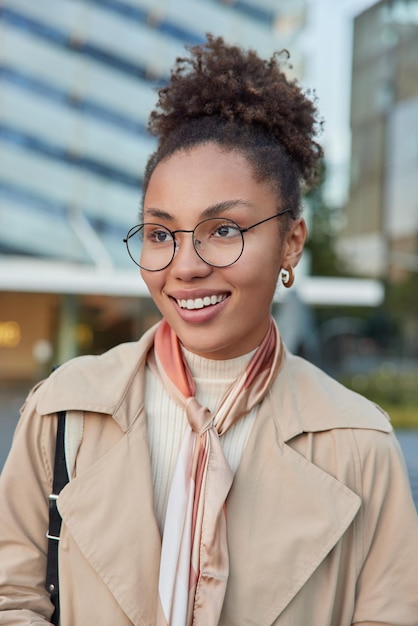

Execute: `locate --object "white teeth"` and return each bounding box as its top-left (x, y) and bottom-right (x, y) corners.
top-left (177, 294), bottom-right (227, 310)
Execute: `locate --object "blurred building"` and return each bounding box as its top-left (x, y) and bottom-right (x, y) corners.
top-left (339, 0), bottom-right (418, 279)
top-left (0, 0), bottom-right (308, 381)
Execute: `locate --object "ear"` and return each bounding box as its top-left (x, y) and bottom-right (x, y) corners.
top-left (281, 218), bottom-right (307, 269)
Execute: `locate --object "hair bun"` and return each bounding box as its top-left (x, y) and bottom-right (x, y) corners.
top-left (148, 34), bottom-right (323, 187)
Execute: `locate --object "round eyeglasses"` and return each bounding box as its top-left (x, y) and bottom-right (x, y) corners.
top-left (123, 209), bottom-right (291, 272)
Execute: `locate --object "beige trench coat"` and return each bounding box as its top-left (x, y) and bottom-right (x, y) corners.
top-left (1, 325), bottom-right (418, 625)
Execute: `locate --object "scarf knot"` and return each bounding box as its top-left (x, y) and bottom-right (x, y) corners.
top-left (185, 397), bottom-right (213, 435)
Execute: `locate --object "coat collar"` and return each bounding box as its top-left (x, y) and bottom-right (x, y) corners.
top-left (37, 326), bottom-right (392, 624)
top-left (36, 325), bottom-right (391, 439)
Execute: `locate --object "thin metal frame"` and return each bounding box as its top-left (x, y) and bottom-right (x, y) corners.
top-left (123, 208), bottom-right (292, 271)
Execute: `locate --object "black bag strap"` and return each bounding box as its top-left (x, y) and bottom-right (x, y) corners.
top-left (46, 410), bottom-right (69, 626)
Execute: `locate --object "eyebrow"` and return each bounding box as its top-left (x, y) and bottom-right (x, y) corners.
top-left (144, 199), bottom-right (255, 222)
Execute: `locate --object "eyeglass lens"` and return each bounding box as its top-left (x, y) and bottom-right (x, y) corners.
top-left (125, 218), bottom-right (245, 271)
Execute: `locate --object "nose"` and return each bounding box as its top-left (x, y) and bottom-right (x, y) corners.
top-left (170, 232), bottom-right (212, 279)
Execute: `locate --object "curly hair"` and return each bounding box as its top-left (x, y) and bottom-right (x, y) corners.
top-left (142, 34), bottom-right (323, 218)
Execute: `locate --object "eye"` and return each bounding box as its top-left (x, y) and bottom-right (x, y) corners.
top-left (155, 229), bottom-right (172, 243)
top-left (145, 226), bottom-right (174, 244)
top-left (213, 222), bottom-right (241, 239)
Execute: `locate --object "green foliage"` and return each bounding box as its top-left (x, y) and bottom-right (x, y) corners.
top-left (372, 270), bottom-right (418, 359)
top-left (340, 366), bottom-right (418, 428)
top-left (384, 273), bottom-right (418, 320)
top-left (384, 405), bottom-right (418, 429)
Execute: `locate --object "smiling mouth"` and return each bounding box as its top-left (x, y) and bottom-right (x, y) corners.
top-left (176, 294), bottom-right (228, 310)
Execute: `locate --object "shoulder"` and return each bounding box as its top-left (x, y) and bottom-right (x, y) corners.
top-left (31, 324), bottom-right (159, 417)
top-left (275, 349), bottom-right (392, 436)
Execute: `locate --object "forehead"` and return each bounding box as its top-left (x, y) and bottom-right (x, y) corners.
top-left (144, 144), bottom-right (278, 217)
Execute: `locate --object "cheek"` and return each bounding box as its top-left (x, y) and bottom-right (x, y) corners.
top-left (141, 270), bottom-right (163, 299)
top-left (236, 240), bottom-right (282, 282)
top-left (226, 256), bottom-right (281, 301)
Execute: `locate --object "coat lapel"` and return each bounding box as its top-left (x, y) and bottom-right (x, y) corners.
top-left (222, 392), bottom-right (361, 625)
top-left (57, 401), bottom-right (161, 625)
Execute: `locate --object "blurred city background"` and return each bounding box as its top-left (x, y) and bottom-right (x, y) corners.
top-left (0, 0), bottom-right (417, 504)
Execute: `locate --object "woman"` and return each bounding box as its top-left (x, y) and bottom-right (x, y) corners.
top-left (1, 35), bottom-right (417, 626)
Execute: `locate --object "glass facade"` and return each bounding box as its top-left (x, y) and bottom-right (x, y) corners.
top-left (0, 0), bottom-right (305, 266)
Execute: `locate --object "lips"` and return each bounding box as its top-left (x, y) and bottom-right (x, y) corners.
top-left (175, 294), bottom-right (228, 310)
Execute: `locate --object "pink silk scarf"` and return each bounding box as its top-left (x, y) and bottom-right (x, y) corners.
top-left (148, 317), bottom-right (282, 625)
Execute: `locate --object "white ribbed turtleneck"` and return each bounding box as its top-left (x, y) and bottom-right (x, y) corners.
top-left (145, 347), bottom-right (258, 531)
